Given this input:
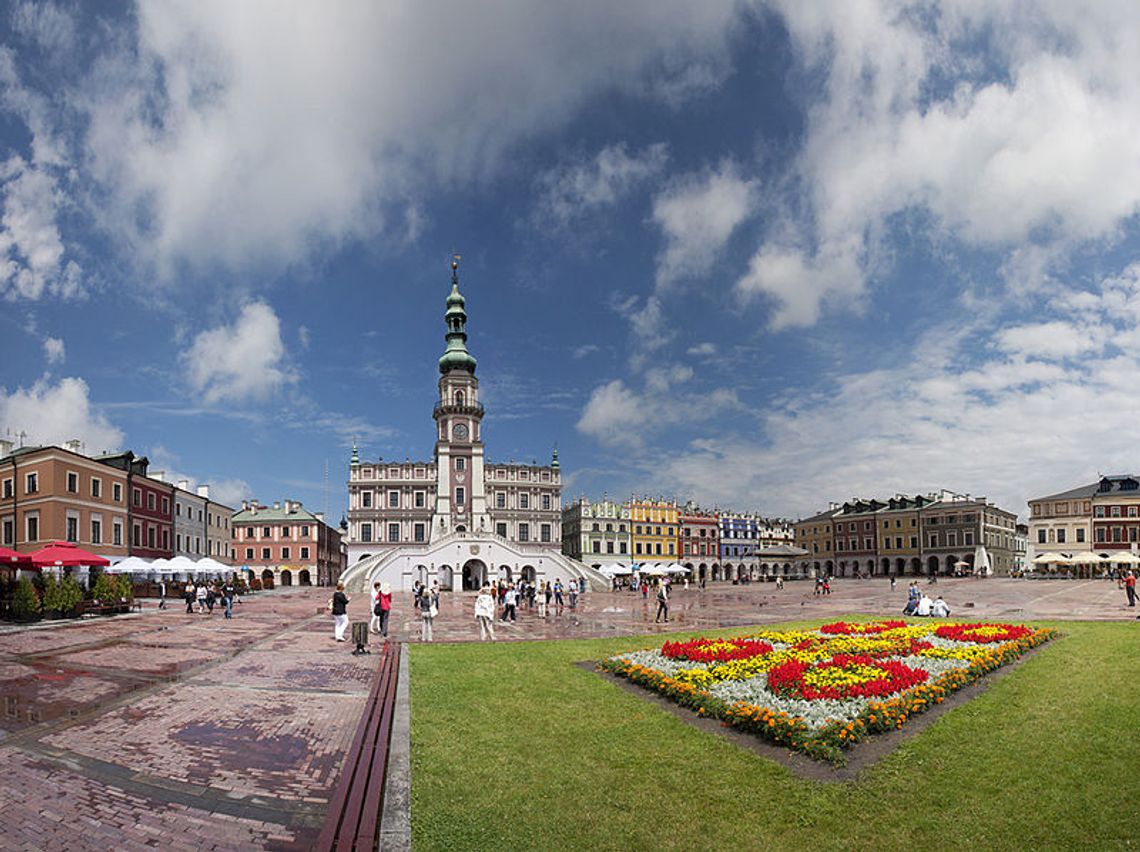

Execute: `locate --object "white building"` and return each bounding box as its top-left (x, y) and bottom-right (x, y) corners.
top-left (341, 260), bottom-right (604, 593)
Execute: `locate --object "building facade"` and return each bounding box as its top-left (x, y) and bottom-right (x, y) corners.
top-left (232, 499), bottom-right (344, 586)
top-left (678, 504), bottom-right (719, 578)
top-left (1090, 475), bottom-right (1140, 551)
top-left (340, 261), bottom-right (598, 593)
top-left (1027, 481), bottom-right (1096, 560)
top-left (94, 451), bottom-right (174, 560)
top-left (630, 498), bottom-right (678, 562)
top-left (1, 441), bottom-right (130, 561)
top-left (561, 498), bottom-right (631, 564)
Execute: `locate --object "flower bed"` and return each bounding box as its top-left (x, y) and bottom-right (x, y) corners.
top-left (599, 620), bottom-right (1057, 763)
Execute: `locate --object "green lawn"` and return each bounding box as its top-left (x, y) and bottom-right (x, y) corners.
top-left (409, 620), bottom-right (1139, 851)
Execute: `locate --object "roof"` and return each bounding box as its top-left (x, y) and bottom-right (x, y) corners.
top-left (1028, 481), bottom-right (1100, 503)
top-left (232, 504), bottom-right (321, 524)
top-left (797, 509), bottom-right (840, 524)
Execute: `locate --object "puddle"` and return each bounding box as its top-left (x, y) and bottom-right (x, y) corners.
top-left (173, 722), bottom-right (310, 778)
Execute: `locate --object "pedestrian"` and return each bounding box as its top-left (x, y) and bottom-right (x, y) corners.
top-left (195, 582), bottom-right (207, 614)
top-left (330, 582), bottom-right (350, 642)
top-left (205, 584), bottom-right (216, 614)
top-left (890, 575), bottom-right (897, 591)
top-left (475, 583), bottom-right (496, 641)
top-left (378, 583), bottom-right (392, 638)
top-left (420, 583), bottom-right (438, 642)
top-left (541, 581), bottom-right (551, 617)
top-left (158, 579), bottom-right (167, 610)
top-left (184, 581), bottom-right (195, 614)
top-left (554, 579), bottom-right (564, 613)
top-left (222, 578), bottom-right (235, 619)
top-left (654, 581), bottom-right (669, 623)
top-left (370, 581), bottom-right (383, 633)
top-left (568, 582), bottom-right (578, 610)
top-left (1126, 570), bottom-right (1137, 607)
top-left (502, 583), bottom-right (518, 622)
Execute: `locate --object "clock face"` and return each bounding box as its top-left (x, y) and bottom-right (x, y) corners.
top-left (454, 423), bottom-right (469, 440)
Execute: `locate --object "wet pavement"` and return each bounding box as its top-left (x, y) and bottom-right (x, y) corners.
top-left (0, 577), bottom-right (1133, 850)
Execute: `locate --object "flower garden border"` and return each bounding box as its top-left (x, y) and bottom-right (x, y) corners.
top-left (591, 623), bottom-right (1059, 778)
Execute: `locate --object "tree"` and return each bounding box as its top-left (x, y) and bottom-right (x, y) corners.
top-left (43, 573), bottom-right (84, 616)
top-left (10, 577), bottom-right (41, 621)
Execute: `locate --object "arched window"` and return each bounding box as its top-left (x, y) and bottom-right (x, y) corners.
top-left (456, 390), bottom-right (465, 405)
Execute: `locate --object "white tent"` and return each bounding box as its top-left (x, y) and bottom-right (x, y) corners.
top-left (973, 546), bottom-right (992, 575)
top-left (196, 557), bottom-right (232, 576)
top-left (1107, 551), bottom-right (1140, 565)
top-left (663, 563), bottom-right (690, 575)
top-left (105, 556), bottom-right (155, 574)
top-left (166, 555), bottom-right (200, 576)
top-left (1032, 552), bottom-right (1066, 565)
top-left (597, 563), bottom-right (634, 576)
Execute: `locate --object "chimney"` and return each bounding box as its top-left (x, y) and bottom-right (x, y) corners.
top-left (273, 501), bottom-right (280, 510)
top-left (0, 439), bottom-right (12, 458)
top-left (152, 470), bottom-right (166, 483)
top-left (64, 439), bottom-right (82, 454)
top-left (250, 503), bottom-right (258, 516)
top-left (177, 479), bottom-right (190, 491)
top-left (315, 512), bottom-right (324, 523)
top-left (197, 485), bottom-right (210, 499)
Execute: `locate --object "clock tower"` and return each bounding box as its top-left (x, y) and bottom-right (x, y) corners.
top-left (431, 258), bottom-right (490, 542)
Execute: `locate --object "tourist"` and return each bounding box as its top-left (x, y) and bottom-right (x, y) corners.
top-left (502, 583), bottom-right (518, 622)
top-left (1125, 570), bottom-right (1137, 607)
top-left (184, 581), bottom-right (195, 614)
top-left (916, 593), bottom-right (933, 617)
top-left (822, 576), bottom-right (832, 595)
top-left (420, 583), bottom-right (438, 642)
top-left (541, 581), bottom-right (551, 617)
top-left (931, 595), bottom-right (951, 617)
top-left (554, 579), bottom-right (564, 613)
top-left (474, 583), bottom-right (495, 641)
top-left (683, 576), bottom-right (689, 591)
top-left (654, 580), bottom-right (669, 624)
top-left (195, 582), bottom-right (207, 614)
top-left (222, 579), bottom-right (235, 619)
top-left (527, 582), bottom-right (537, 610)
top-left (378, 583), bottom-right (392, 638)
top-left (370, 582), bottom-right (383, 633)
top-left (413, 579), bottom-right (423, 611)
top-left (775, 575), bottom-right (784, 590)
top-left (890, 576), bottom-right (897, 591)
top-left (205, 583), bottom-right (216, 614)
top-left (330, 582), bottom-right (350, 642)
top-left (158, 579), bottom-right (167, 610)
top-left (567, 582), bottom-right (578, 610)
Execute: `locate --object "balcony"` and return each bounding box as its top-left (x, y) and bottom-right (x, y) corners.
top-left (433, 401), bottom-right (485, 418)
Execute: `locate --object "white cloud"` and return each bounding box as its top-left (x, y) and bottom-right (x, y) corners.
top-left (652, 160), bottom-right (757, 287)
top-left (0, 156), bottom-right (81, 300)
top-left (741, 2), bottom-right (1140, 328)
top-left (42, 335), bottom-right (64, 364)
top-left (183, 301), bottom-right (295, 404)
top-left (69, 2), bottom-right (738, 276)
top-left (577, 380), bottom-right (646, 449)
top-left (687, 342), bottom-right (716, 357)
top-left (11, 2), bottom-right (76, 56)
top-left (298, 324), bottom-right (310, 350)
top-left (996, 321), bottom-right (1104, 361)
top-left (0, 376), bottom-right (123, 453)
top-left (573, 344), bottom-right (599, 359)
top-left (533, 142), bottom-right (668, 229)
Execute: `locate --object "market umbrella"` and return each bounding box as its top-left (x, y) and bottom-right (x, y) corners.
top-left (0, 546), bottom-right (32, 566)
top-left (1032, 552), bottom-right (1066, 565)
top-left (1107, 551), bottom-right (1140, 565)
top-left (29, 541), bottom-right (110, 568)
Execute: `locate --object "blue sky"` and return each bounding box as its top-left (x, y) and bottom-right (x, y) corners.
top-left (4, 1), bottom-right (1140, 521)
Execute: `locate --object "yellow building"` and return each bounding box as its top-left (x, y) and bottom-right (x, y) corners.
top-left (630, 498), bottom-right (678, 561)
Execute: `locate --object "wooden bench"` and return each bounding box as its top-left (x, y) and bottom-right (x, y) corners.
top-left (315, 641), bottom-right (402, 852)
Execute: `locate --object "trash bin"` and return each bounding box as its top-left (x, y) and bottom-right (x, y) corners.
top-left (351, 621), bottom-right (370, 655)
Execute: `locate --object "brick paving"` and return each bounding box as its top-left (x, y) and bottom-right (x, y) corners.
top-left (0, 577), bottom-right (1132, 850)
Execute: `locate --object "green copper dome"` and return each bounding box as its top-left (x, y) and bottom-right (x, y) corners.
top-left (438, 261), bottom-right (477, 374)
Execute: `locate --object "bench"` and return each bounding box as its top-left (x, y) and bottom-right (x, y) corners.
top-left (315, 641), bottom-right (402, 852)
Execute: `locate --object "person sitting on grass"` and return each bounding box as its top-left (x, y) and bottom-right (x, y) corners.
top-left (931, 595), bottom-right (951, 617)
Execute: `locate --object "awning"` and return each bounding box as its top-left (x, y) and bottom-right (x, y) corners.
top-left (0, 546), bottom-right (32, 566)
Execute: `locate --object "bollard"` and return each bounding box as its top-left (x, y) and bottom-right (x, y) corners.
top-left (351, 621), bottom-right (371, 655)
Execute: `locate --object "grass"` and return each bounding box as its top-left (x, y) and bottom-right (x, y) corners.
top-left (409, 619), bottom-right (1140, 851)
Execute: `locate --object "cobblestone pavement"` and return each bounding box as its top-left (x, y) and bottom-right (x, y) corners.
top-left (0, 578), bottom-right (1132, 850)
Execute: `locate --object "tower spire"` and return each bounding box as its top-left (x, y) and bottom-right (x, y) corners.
top-left (438, 253), bottom-right (477, 374)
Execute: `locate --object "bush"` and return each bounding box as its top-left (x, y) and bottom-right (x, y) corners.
top-left (91, 572), bottom-right (119, 603)
top-left (10, 577), bottom-right (41, 621)
top-left (113, 574), bottom-right (133, 600)
top-left (42, 573), bottom-right (84, 616)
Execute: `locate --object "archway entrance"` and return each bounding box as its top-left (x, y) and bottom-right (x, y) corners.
top-left (462, 559), bottom-right (487, 590)
top-left (521, 565), bottom-right (536, 584)
top-left (299, 569), bottom-right (312, 586)
top-left (280, 569), bottom-right (292, 586)
top-left (456, 525), bottom-right (467, 533)
top-left (260, 568), bottom-right (274, 589)
top-left (927, 555), bottom-right (940, 576)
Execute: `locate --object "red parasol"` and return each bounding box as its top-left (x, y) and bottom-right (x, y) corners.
top-left (0, 546), bottom-right (33, 566)
top-left (28, 541), bottom-right (111, 568)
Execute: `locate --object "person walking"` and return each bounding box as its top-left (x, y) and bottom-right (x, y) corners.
top-left (475, 583), bottom-right (496, 641)
top-left (654, 581), bottom-right (669, 623)
top-left (158, 579), bottom-right (167, 610)
top-left (567, 582), bottom-right (578, 610)
top-left (370, 581), bottom-right (383, 633)
top-left (1126, 570), bottom-right (1137, 607)
top-left (222, 578), bottom-right (235, 619)
top-left (554, 579), bottom-right (564, 613)
top-left (538, 581), bottom-right (549, 618)
top-left (502, 583), bottom-right (518, 622)
top-left (378, 583), bottom-right (392, 638)
top-left (205, 583), bottom-right (216, 614)
top-left (420, 583), bottom-right (438, 642)
top-left (184, 581), bottom-right (195, 614)
top-left (330, 582), bottom-right (350, 641)
top-left (195, 582), bottom-right (207, 614)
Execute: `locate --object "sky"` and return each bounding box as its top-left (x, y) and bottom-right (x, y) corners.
top-left (3, 1), bottom-right (1140, 523)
